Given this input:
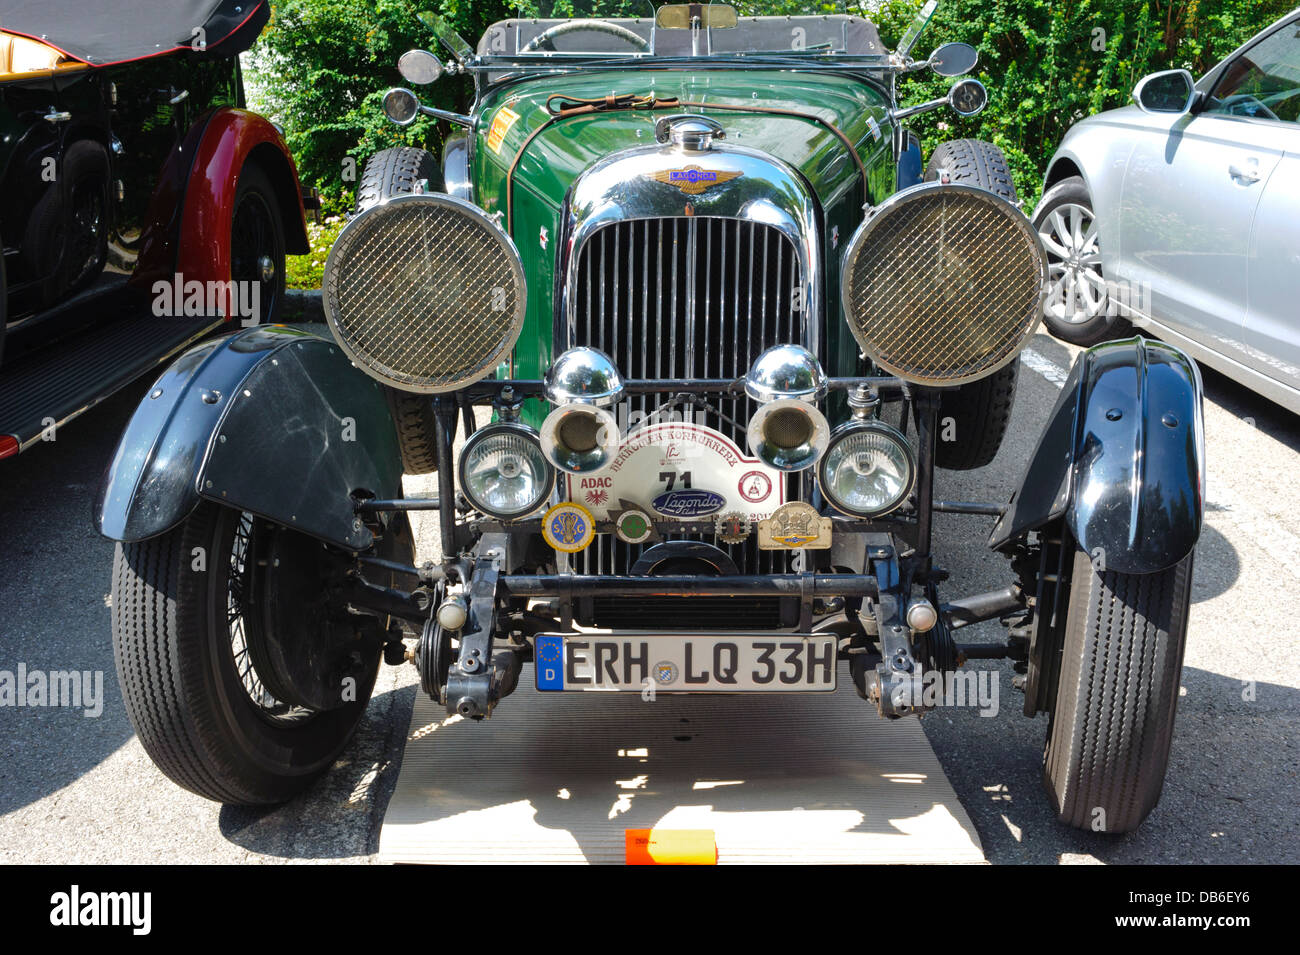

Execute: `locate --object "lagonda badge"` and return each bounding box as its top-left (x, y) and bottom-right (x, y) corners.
top-left (542, 502), bottom-right (596, 553)
top-left (649, 165), bottom-right (743, 195)
top-left (758, 501), bottom-right (832, 550)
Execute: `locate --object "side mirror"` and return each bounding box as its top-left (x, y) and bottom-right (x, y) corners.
top-left (1134, 69), bottom-right (1196, 114)
top-left (947, 78), bottom-right (988, 116)
top-left (380, 86), bottom-right (474, 128)
top-left (398, 49), bottom-right (443, 85)
top-left (929, 42), bottom-right (978, 77)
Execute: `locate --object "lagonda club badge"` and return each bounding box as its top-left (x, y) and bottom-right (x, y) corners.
top-left (648, 165), bottom-right (743, 195)
top-left (542, 502), bottom-right (595, 553)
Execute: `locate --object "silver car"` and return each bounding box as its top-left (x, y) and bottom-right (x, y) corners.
top-left (1035, 7), bottom-right (1300, 414)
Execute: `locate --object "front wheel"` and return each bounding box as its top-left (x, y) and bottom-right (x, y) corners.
top-left (1043, 543), bottom-right (1194, 833)
top-left (111, 503), bottom-right (377, 804)
top-left (1033, 176), bottom-right (1126, 345)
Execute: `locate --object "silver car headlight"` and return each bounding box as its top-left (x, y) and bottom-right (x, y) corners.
top-left (458, 423), bottom-right (555, 519)
top-left (816, 421), bottom-right (915, 517)
top-left (322, 193), bottom-right (526, 393)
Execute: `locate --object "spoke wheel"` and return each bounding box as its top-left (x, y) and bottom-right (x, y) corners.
top-left (111, 503), bottom-right (378, 804)
top-left (225, 512), bottom-right (313, 725)
top-left (230, 164), bottom-right (285, 325)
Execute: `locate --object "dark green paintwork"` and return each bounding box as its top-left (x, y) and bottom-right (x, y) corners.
top-left (467, 68), bottom-right (898, 424)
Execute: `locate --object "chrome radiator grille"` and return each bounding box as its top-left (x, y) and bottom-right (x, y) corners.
top-left (566, 216), bottom-right (807, 581)
top-left (568, 216), bottom-right (805, 444)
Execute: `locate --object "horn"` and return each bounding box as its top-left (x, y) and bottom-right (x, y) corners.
top-left (744, 345), bottom-right (830, 472)
top-left (541, 403), bottom-right (621, 474)
top-left (747, 398), bottom-right (830, 472)
top-left (541, 347), bottom-right (624, 474)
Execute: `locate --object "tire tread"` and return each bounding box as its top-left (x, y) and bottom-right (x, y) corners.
top-left (1045, 547), bottom-right (1192, 832)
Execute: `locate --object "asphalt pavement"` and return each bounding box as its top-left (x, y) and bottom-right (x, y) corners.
top-left (0, 327), bottom-right (1296, 864)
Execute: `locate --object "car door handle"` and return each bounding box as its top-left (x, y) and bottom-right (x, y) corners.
top-left (42, 111), bottom-right (71, 123)
top-left (1229, 161), bottom-right (1261, 183)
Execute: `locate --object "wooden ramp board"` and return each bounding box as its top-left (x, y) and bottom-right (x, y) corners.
top-left (379, 665), bottom-right (985, 864)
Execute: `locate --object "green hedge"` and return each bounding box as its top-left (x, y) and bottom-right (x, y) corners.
top-left (872, 0), bottom-right (1296, 208)
top-left (247, 0), bottom-right (513, 215)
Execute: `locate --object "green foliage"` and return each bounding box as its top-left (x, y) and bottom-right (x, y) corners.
top-left (864, 0), bottom-right (1296, 208)
top-left (246, 0), bottom-right (513, 207)
top-left (285, 216), bottom-right (346, 289)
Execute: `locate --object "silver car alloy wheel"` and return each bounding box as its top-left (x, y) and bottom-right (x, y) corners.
top-left (1038, 202), bottom-right (1108, 325)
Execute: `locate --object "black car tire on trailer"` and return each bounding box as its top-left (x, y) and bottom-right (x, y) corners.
top-left (231, 162), bottom-right (286, 326)
top-left (111, 503), bottom-right (377, 804)
top-left (924, 139), bottom-right (1021, 470)
top-left (1043, 543), bottom-right (1194, 833)
top-left (355, 146), bottom-right (447, 475)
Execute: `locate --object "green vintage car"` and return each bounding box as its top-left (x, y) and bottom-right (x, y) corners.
top-left (99, 2), bottom-right (1204, 835)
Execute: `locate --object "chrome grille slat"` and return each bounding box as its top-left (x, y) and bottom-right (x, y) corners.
top-left (569, 216), bottom-right (805, 576)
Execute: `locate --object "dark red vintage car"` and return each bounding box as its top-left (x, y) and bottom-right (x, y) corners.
top-left (0, 0), bottom-right (310, 459)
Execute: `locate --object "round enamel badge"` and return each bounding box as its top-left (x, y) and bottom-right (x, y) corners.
top-left (615, 508), bottom-right (654, 545)
top-left (542, 502), bottom-right (596, 553)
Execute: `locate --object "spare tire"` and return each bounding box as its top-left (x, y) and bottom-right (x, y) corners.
top-left (355, 146), bottom-right (446, 213)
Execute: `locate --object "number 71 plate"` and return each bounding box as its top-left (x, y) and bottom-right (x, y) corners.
top-left (535, 633), bottom-right (837, 692)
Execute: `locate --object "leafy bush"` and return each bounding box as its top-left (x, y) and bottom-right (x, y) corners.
top-left (247, 0), bottom-right (512, 209)
top-left (285, 216), bottom-right (345, 289)
top-left (868, 0), bottom-right (1296, 208)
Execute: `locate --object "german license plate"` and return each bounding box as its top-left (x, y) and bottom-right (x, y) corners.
top-left (534, 633), bottom-right (837, 692)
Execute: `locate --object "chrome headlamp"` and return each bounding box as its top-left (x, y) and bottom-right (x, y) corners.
top-left (540, 347), bottom-right (624, 474)
top-left (744, 345), bottom-right (830, 472)
top-left (816, 421), bottom-right (916, 517)
top-left (458, 423), bottom-right (555, 519)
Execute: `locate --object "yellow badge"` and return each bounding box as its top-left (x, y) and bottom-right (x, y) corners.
top-left (648, 165), bottom-right (743, 195)
top-left (542, 502), bottom-right (596, 553)
top-left (486, 106), bottom-right (521, 154)
top-left (758, 502), bottom-right (833, 550)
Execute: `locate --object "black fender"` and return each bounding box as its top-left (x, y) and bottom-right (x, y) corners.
top-left (988, 336), bottom-right (1204, 574)
top-left (96, 324), bottom-right (403, 551)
